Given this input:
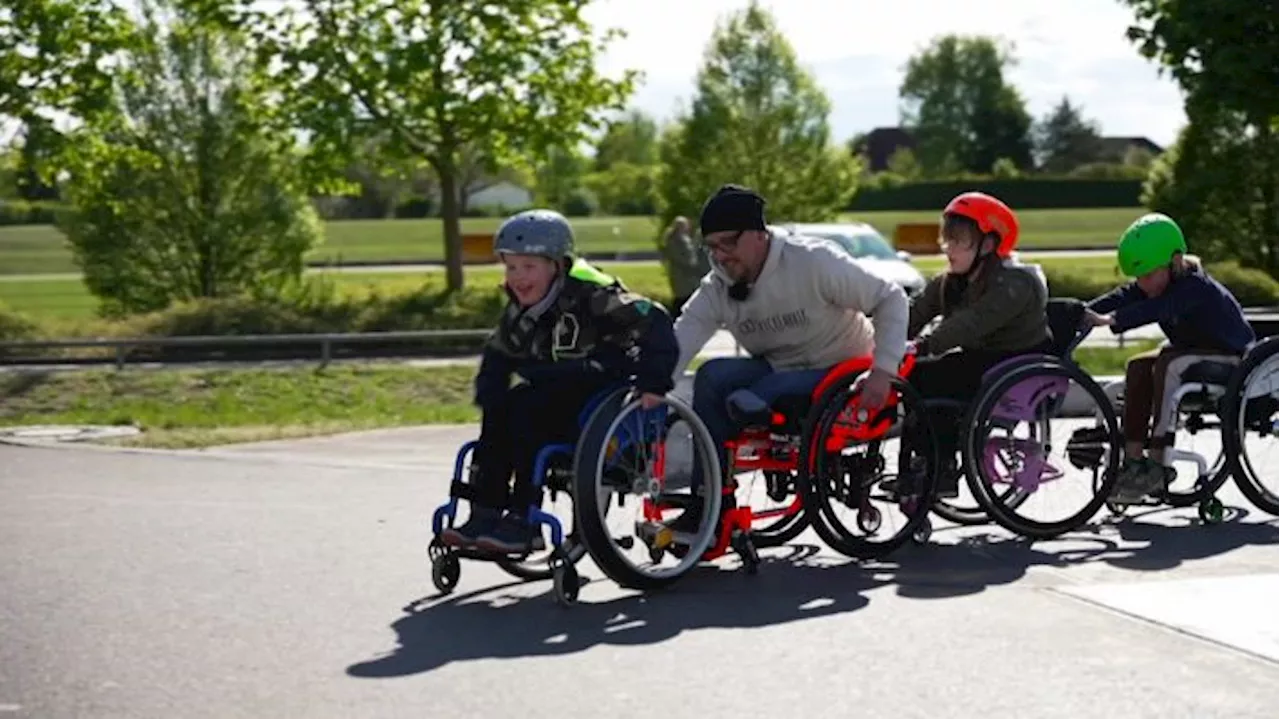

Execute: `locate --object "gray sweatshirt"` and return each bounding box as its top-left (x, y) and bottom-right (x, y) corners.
top-left (672, 230), bottom-right (910, 380)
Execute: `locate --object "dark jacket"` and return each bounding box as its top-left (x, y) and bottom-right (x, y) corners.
top-left (1087, 265), bottom-right (1255, 353)
top-left (474, 258), bottom-right (679, 409)
top-left (909, 260), bottom-right (1051, 356)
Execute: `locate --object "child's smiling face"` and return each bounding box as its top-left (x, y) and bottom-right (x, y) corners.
top-left (503, 253), bottom-right (559, 307)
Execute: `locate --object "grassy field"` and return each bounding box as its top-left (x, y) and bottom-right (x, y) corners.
top-left (0, 207), bottom-right (1142, 276)
top-left (0, 347), bottom-right (1148, 449)
top-left (0, 255), bottom-right (1125, 321)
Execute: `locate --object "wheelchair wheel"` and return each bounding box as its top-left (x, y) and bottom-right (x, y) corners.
top-left (798, 373), bottom-right (939, 560)
top-left (1223, 336), bottom-right (1279, 516)
top-left (572, 390), bottom-right (724, 591)
top-left (965, 359), bottom-right (1121, 540)
top-left (921, 399), bottom-right (1029, 527)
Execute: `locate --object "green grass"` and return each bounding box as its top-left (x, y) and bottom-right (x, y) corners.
top-left (0, 207), bottom-right (1141, 276)
top-left (0, 256), bottom-right (1123, 321)
top-left (0, 344), bottom-right (1145, 449)
top-left (0, 364), bottom-right (479, 448)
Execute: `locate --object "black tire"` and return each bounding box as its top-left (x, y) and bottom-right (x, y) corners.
top-left (748, 490), bottom-right (809, 548)
top-left (571, 390), bottom-right (723, 591)
top-left (964, 360), bottom-right (1121, 540)
top-left (1224, 336), bottom-right (1279, 516)
top-left (798, 374), bottom-right (939, 560)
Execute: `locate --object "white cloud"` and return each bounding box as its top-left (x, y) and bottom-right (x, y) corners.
top-left (583, 0), bottom-right (1187, 148)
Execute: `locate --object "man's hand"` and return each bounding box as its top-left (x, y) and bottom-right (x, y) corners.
top-left (1084, 309), bottom-right (1115, 328)
top-left (861, 367), bottom-right (894, 408)
top-left (640, 392), bottom-right (664, 409)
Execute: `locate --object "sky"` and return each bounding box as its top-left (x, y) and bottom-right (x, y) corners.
top-left (582, 0), bottom-right (1188, 149)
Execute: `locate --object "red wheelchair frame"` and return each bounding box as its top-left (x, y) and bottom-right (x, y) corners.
top-left (640, 347), bottom-right (919, 566)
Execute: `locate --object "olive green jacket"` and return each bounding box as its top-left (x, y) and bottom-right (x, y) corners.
top-left (909, 260), bottom-right (1051, 356)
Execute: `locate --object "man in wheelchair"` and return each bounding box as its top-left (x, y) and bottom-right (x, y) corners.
top-left (439, 209), bottom-right (679, 555)
top-left (1085, 212), bottom-right (1256, 503)
top-left (663, 183), bottom-right (911, 540)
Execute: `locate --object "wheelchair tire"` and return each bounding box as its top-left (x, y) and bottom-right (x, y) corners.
top-left (798, 373), bottom-right (939, 560)
top-left (571, 390), bottom-right (723, 591)
top-left (1223, 336), bottom-right (1279, 516)
top-left (748, 493), bottom-right (809, 548)
top-left (497, 540), bottom-right (588, 582)
top-left (964, 360), bottom-right (1120, 540)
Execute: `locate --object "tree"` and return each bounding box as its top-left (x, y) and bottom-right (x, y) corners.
top-left (656, 2), bottom-right (860, 233)
top-left (1034, 96), bottom-right (1102, 174)
top-left (1120, 0), bottom-right (1277, 276)
top-left (899, 35), bottom-right (1034, 176)
top-left (251, 0), bottom-right (636, 291)
top-left (58, 1), bottom-right (321, 316)
top-left (593, 108), bottom-right (658, 171)
top-left (0, 0), bottom-right (139, 179)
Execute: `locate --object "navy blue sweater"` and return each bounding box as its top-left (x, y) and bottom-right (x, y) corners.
top-left (1087, 266), bottom-right (1255, 353)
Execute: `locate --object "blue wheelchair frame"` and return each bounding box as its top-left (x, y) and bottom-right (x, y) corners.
top-left (427, 381), bottom-right (672, 605)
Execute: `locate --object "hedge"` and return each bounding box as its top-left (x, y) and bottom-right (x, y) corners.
top-left (848, 179), bottom-right (1143, 212)
top-left (0, 200), bottom-right (68, 226)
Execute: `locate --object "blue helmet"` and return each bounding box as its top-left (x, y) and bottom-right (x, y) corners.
top-left (494, 209), bottom-right (575, 260)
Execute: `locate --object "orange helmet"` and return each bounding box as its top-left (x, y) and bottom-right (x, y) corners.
top-left (942, 192), bottom-right (1019, 258)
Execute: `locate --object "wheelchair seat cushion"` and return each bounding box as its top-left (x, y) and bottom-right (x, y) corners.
top-left (1181, 359), bottom-right (1237, 386)
top-left (769, 394), bottom-right (812, 428)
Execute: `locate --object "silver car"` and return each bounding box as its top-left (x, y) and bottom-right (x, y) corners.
top-left (775, 222), bottom-right (928, 298)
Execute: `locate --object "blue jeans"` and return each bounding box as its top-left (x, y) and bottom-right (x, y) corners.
top-left (689, 357), bottom-right (830, 494)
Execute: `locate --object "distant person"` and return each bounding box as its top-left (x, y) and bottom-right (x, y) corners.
top-left (662, 216), bottom-right (710, 314)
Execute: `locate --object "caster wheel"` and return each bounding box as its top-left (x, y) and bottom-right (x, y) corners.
top-left (911, 520), bottom-right (932, 545)
top-left (552, 565), bottom-right (580, 606)
top-left (1106, 501), bottom-right (1127, 518)
top-left (856, 506), bottom-right (882, 534)
top-left (614, 535), bottom-right (635, 550)
top-left (1198, 497), bottom-right (1224, 524)
top-left (431, 553), bottom-right (461, 594)
top-left (648, 546), bottom-right (665, 564)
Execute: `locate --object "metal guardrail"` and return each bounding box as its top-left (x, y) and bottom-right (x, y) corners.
top-left (1, 311), bottom-right (1275, 370)
top-left (0, 329), bottom-right (493, 369)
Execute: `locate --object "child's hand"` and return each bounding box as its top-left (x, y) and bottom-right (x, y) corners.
top-left (640, 392), bottom-right (664, 409)
top-left (1084, 309), bottom-right (1115, 327)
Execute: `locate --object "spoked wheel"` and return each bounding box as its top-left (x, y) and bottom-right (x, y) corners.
top-left (965, 360), bottom-right (1121, 540)
top-left (1224, 337), bottom-right (1279, 516)
top-left (799, 374), bottom-right (939, 560)
top-left (572, 390), bottom-right (724, 591)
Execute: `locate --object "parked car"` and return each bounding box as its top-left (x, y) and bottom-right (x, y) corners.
top-left (774, 222), bottom-right (928, 297)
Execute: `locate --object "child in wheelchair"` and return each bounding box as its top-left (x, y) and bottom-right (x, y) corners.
top-left (439, 209), bottom-right (679, 555)
top-left (891, 192), bottom-right (1053, 498)
top-left (1084, 212), bottom-right (1255, 504)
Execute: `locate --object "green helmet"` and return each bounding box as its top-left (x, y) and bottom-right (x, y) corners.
top-left (1117, 213), bottom-right (1187, 278)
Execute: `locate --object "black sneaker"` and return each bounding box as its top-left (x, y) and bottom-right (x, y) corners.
top-left (440, 506), bottom-right (501, 548)
top-left (476, 514), bottom-right (545, 555)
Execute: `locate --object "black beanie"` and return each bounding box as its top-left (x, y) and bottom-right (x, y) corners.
top-left (698, 184), bottom-right (767, 236)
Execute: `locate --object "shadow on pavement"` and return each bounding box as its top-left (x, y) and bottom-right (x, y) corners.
top-left (348, 507), bottom-right (1277, 679)
top-left (347, 544), bottom-right (885, 678)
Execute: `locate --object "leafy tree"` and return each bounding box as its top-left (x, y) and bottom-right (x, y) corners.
top-left (1121, 0), bottom-right (1277, 276)
top-left (534, 145), bottom-right (588, 212)
top-left (1034, 96), bottom-right (1102, 174)
top-left (656, 1), bottom-right (859, 231)
top-left (0, 0), bottom-right (139, 180)
top-left (593, 108), bottom-right (658, 171)
top-left (899, 35), bottom-right (1034, 176)
top-left (251, 0), bottom-right (636, 290)
top-left (58, 1), bottom-right (321, 316)
top-left (584, 161), bottom-right (657, 215)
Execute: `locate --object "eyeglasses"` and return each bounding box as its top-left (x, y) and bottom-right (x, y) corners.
top-left (700, 230), bottom-right (745, 255)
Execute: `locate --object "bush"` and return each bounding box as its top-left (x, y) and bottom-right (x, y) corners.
top-left (1040, 261), bottom-right (1278, 306)
top-left (0, 199), bottom-right (64, 226)
top-left (561, 188), bottom-right (599, 217)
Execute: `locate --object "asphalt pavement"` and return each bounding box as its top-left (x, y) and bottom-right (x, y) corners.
top-left (0, 427), bottom-right (1276, 718)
